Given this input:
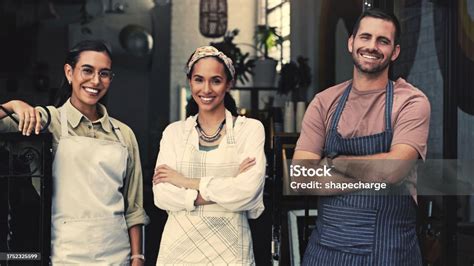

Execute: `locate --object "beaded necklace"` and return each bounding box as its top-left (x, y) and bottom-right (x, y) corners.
top-left (196, 119), bottom-right (226, 143)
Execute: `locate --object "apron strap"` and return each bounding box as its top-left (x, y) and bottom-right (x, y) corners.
top-left (189, 110), bottom-right (236, 145)
top-left (329, 83), bottom-right (352, 130)
top-left (183, 116), bottom-right (196, 147)
top-left (109, 118), bottom-right (127, 146)
top-left (60, 109), bottom-right (69, 137)
top-left (384, 81), bottom-right (394, 131)
top-left (184, 109), bottom-right (236, 149)
top-left (224, 109), bottom-right (236, 145)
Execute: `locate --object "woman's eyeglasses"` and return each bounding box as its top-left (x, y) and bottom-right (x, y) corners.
top-left (79, 66), bottom-right (115, 82)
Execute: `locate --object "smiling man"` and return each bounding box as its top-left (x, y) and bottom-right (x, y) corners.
top-left (295, 8), bottom-right (431, 266)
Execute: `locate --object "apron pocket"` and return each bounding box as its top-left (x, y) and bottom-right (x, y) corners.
top-left (319, 204), bottom-right (377, 255)
top-left (88, 216), bottom-right (130, 261)
top-left (53, 216), bottom-right (130, 263)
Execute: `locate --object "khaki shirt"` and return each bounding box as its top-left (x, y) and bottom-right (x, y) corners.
top-left (0, 99), bottom-right (149, 228)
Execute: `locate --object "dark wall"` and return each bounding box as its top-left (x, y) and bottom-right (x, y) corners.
top-left (0, 2), bottom-right (171, 167)
top-left (143, 2), bottom-right (171, 265)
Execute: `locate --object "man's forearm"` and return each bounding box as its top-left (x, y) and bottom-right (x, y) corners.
top-left (334, 151), bottom-right (417, 184)
top-left (292, 158), bottom-right (364, 195)
top-left (313, 172), bottom-right (364, 195)
top-left (290, 148), bottom-right (416, 195)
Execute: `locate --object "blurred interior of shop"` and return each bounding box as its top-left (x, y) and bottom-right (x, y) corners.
top-left (1, 0), bottom-right (473, 265)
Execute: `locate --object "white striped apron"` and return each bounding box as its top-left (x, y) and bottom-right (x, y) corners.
top-left (157, 110), bottom-right (255, 265)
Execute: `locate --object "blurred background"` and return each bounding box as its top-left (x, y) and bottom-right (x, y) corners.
top-left (0, 0), bottom-right (473, 265)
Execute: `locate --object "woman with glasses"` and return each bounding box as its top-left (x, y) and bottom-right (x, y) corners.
top-left (152, 46), bottom-right (266, 265)
top-left (0, 40), bottom-right (149, 265)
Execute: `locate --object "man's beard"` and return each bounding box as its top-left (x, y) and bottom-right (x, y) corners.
top-left (352, 49), bottom-right (392, 75)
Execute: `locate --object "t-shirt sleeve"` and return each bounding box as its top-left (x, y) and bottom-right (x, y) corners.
top-left (391, 93), bottom-right (431, 160)
top-left (295, 95), bottom-right (327, 156)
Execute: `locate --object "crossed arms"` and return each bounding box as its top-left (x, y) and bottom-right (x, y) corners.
top-left (292, 143), bottom-right (419, 195)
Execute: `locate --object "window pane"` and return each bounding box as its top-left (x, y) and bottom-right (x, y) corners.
top-left (263, 0), bottom-right (290, 70)
top-left (281, 3), bottom-right (290, 37)
top-left (268, 11), bottom-right (281, 29)
top-left (268, 0), bottom-right (283, 10)
top-left (282, 40), bottom-right (291, 63)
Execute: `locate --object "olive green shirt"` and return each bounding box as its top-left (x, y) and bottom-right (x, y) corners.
top-left (0, 99), bottom-right (150, 228)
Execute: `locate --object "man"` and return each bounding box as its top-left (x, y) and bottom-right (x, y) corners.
top-left (294, 8), bottom-right (430, 265)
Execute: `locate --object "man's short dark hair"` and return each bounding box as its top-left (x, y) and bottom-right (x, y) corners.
top-left (351, 8), bottom-right (401, 45)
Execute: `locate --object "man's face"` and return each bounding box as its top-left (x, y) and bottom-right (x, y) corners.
top-left (348, 16), bottom-right (400, 75)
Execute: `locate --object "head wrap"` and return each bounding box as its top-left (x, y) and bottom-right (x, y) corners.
top-left (185, 46), bottom-right (235, 80)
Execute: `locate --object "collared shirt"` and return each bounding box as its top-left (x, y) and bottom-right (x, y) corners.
top-left (0, 99), bottom-right (149, 228)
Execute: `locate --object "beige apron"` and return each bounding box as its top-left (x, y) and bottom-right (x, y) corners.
top-left (50, 110), bottom-right (130, 265)
top-left (157, 110), bottom-right (255, 265)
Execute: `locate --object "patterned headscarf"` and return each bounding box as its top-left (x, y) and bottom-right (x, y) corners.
top-left (185, 46), bottom-right (235, 80)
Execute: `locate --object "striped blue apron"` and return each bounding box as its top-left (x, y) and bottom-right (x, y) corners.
top-left (302, 81), bottom-right (422, 266)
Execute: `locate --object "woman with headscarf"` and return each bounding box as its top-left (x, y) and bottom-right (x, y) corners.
top-left (152, 46), bottom-right (266, 265)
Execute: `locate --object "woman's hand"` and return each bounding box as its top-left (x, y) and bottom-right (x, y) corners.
top-left (131, 258), bottom-right (144, 266)
top-left (239, 157), bottom-right (256, 174)
top-left (153, 165), bottom-right (199, 189)
top-left (2, 100), bottom-right (41, 135)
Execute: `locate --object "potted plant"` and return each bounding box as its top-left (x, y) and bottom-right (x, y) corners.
top-left (210, 29), bottom-right (255, 85)
top-left (278, 56), bottom-right (312, 102)
top-left (252, 25), bottom-right (284, 87)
